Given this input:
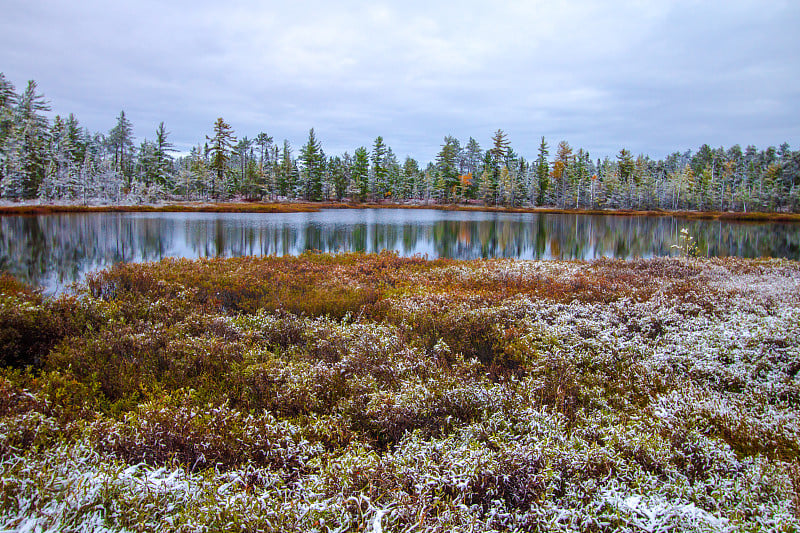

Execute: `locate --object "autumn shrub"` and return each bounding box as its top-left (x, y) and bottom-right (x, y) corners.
top-left (84, 251), bottom-right (437, 319)
top-left (343, 374), bottom-right (502, 449)
top-left (0, 372), bottom-right (44, 417)
top-left (88, 389), bottom-right (320, 472)
top-left (2, 254), bottom-right (800, 531)
top-left (0, 288), bottom-right (99, 368)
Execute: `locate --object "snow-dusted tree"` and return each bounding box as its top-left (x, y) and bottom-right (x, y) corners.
top-left (136, 139), bottom-right (158, 186)
top-left (107, 110), bottom-right (135, 180)
top-left (39, 115), bottom-right (80, 200)
top-left (92, 158), bottom-right (124, 203)
top-left (401, 156), bottom-right (419, 200)
top-left (177, 144), bottom-right (212, 200)
top-left (153, 122), bottom-right (175, 187)
top-left (5, 80), bottom-right (51, 199)
top-left (206, 118), bottom-right (236, 199)
top-left (0, 73), bottom-right (17, 152)
top-left (233, 136), bottom-right (254, 194)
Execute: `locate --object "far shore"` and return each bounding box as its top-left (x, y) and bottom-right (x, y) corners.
top-left (1, 200), bottom-right (799, 223)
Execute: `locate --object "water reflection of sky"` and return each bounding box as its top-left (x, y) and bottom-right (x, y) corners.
top-left (0, 209), bottom-right (798, 294)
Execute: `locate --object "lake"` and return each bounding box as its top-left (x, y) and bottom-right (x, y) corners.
top-left (1, 208), bottom-right (798, 293)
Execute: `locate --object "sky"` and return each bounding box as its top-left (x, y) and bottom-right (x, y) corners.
top-left (1, 0), bottom-right (798, 163)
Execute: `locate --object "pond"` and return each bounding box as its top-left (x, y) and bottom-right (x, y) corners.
top-left (1, 208), bottom-right (798, 293)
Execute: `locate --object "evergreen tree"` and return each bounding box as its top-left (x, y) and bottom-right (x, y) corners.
top-left (478, 169), bottom-right (493, 205)
top-left (553, 141), bottom-right (573, 207)
top-left (107, 110), bottom-right (134, 180)
top-left (401, 156), bottom-right (420, 199)
top-left (0, 73), bottom-right (16, 143)
top-left (232, 136), bottom-right (254, 195)
top-left (463, 137), bottom-right (482, 198)
top-left (299, 128), bottom-right (325, 201)
top-left (489, 129), bottom-right (510, 169)
top-left (254, 132), bottom-right (274, 199)
top-left (435, 136), bottom-right (460, 202)
top-left (64, 113), bottom-right (86, 166)
top-left (206, 117), bottom-right (236, 198)
top-left (371, 136), bottom-right (389, 200)
top-left (16, 81), bottom-right (51, 198)
top-left (616, 148), bottom-right (635, 207)
top-left (276, 140), bottom-right (295, 198)
top-left (351, 146), bottom-right (369, 202)
top-left (385, 147), bottom-right (401, 200)
top-left (153, 122), bottom-right (175, 187)
top-left (0, 80), bottom-right (51, 199)
top-left (136, 139), bottom-right (158, 187)
top-left (535, 136), bottom-right (549, 206)
top-left (328, 154), bottom-right (350, 201)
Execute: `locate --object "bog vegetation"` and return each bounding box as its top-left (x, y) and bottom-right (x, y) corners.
top-left (1, 252), bottom-right (799, 531)
top-left (2, 73), bottom-right (800, 211)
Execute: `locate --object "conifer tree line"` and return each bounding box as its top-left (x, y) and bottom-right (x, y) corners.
top-left (2, 74), bottom-right (799, 212)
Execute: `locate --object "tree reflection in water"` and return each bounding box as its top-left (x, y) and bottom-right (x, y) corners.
top-left (0, 210), bottom-right (797, 292)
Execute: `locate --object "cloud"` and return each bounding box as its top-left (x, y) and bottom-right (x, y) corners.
top-left (1, 0), bottom-right (798, 161)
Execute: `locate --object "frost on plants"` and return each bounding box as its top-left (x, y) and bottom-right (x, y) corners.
top-left (1, 252), bottom-right (799, 531)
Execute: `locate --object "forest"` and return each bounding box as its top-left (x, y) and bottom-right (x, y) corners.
top-left (2, 74), bottom-right (799, 212)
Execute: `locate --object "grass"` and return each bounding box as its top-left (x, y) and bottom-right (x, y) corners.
top-left (1, 252), bottom-right (799, 531)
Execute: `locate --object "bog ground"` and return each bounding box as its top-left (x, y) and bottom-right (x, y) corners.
top-left (1, 253), bottom-right (799, 531)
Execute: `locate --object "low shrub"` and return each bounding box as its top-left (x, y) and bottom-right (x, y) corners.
top-left (1, 254), bottom-right (799, 531)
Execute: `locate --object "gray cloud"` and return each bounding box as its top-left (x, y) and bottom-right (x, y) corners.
top-left (1, 0), bottom-right (797, 162)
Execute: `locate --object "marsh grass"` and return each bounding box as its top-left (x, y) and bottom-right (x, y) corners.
top-left (1, 252), bottom-right (799, 531)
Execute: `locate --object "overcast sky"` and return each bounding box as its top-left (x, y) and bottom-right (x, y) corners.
top-left (2, 0), bottom-right (798, 162)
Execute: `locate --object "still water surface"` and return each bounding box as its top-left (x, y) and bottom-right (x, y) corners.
top-left (1, 209), bottom-right (797, 293)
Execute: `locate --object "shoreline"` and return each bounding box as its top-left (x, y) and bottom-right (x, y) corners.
top-left (1, 200), bottom-right (800, 223)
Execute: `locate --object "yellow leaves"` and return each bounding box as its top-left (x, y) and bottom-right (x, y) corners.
top-left (551, 160), bottom-right (566, 182)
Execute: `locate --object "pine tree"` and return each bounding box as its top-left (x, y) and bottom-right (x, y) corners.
top-left (107, 110), bottom-right (134, 180)
top-left (0, 74), bottom-right (18, 152)
top-left (478, 168), bottom-right (493, 205)
top-left (153, 122), bottom-right (175, 187)
top-left (275, 140), bottom-right (290, 197)
top-left (489, 129), bottom-right (510, 168)
top-left (254, 132), bottom-right (274, 199)
top-left (137, 139), bottom-right (158, 187)
top-left (402, 156), bottom-right (420, 200)
top-left (206, 117), bottom-right (236, 198)
top-left (328, 155), bottom-right (349, 201)
top-left (299, 128), bottom-right (325, 201)
top-left (371, 136), bottom-right (388, 200)
top-left (535, 136), bottom-right (549, 206)
top-left (435, 136), bottom-right (460, 202)
top-left (463, 137), bottom-right (482, 198)
top-left (7, 81), bottom-right (51, 199)
top-left (385, 148), bottom-right (401, 200)
top-left (616, 148), bottom-right (635, 207)
top-left (351, 146), bottom-right (369, 202)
